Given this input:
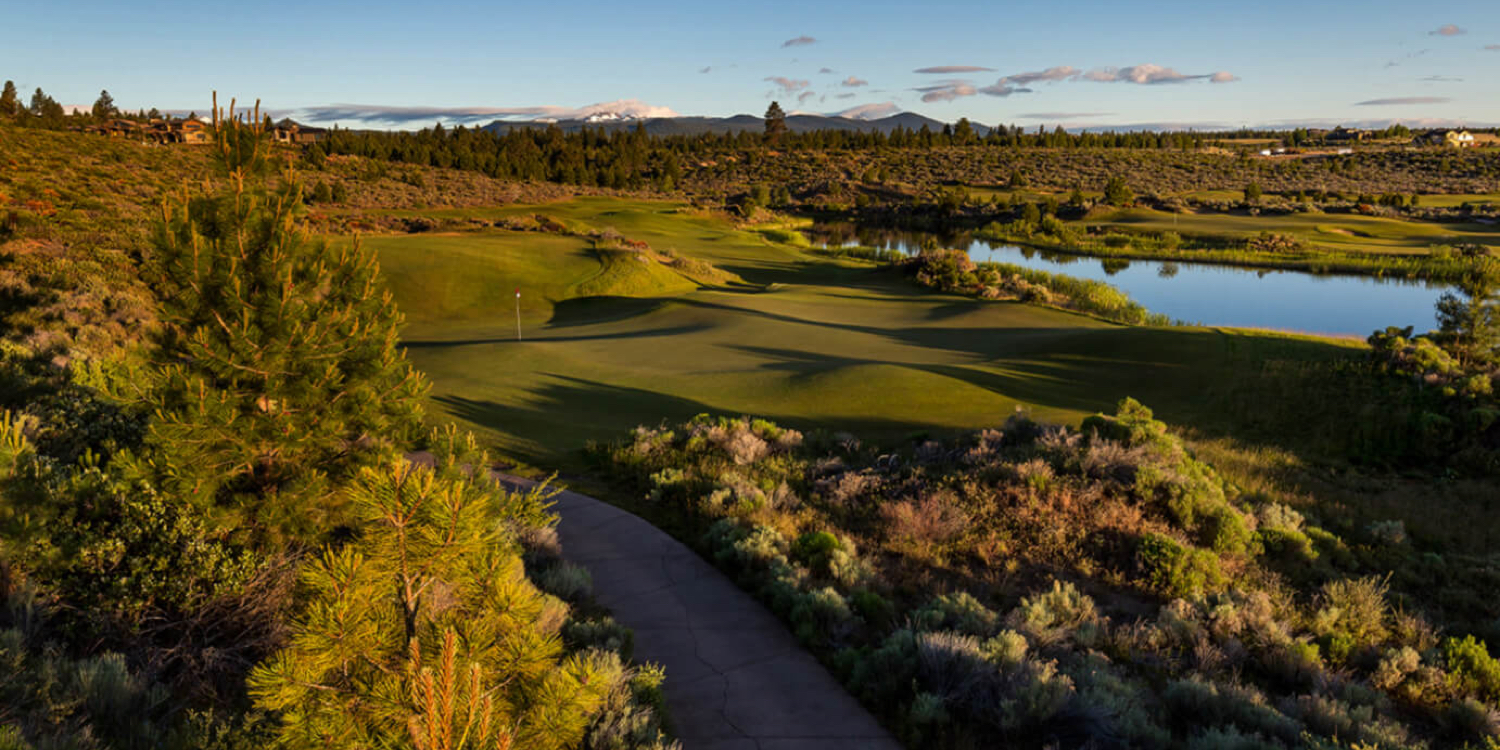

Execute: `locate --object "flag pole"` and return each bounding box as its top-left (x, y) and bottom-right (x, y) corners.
top-left (514, 287), bottom-right (522, 342)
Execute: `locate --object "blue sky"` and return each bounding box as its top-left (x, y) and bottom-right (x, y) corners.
top-left (5, 0), bottom-right (1498, 129)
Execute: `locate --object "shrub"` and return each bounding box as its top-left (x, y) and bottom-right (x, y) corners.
top-left (1311, 577), bottom-right (1389, 659)
top-left (1139, 533), bottom-right (1224, 599)
top-left (913, 592), bottom-right (1001, 637)
top-left (1009, 580), bottom-right (1102, 647)
top-left (535, 561), bottom-right (594, 602)
top-left (791, 530), bottom-right (842, 568)
top-left (1445, 635), bottom-right (1500, 704)
top-left (880, 491), bottom-right (969, 550)
top-left (563, 617), bottom-right (634, 658)
top-left (789, 587), bottom-right (859, 646)
top-left (1163, 676), bottom-right (1301, 744)
top-left (1371, 646), bottom-right (1421, 691)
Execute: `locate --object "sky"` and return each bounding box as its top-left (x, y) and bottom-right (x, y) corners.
top-left (5, 0), bottom-right (1499, 130)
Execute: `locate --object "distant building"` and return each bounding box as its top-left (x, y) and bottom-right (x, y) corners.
top-left (271, 119), bottom-right (327, 144)
top-left (139, 117), bottom-right (210, 144)
top-left (1327, 126), bottom-right (1372, 142)
top-left (1414, 129), bottom-right (1475, 148)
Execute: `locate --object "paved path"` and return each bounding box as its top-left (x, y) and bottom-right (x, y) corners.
top-left (497, 475), bottom-right (902, 750)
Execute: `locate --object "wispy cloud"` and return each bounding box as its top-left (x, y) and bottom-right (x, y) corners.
top-left (1421, 75), bottom-right (1464, 82)
top-left (1001, 66), bottom-right (1079, 85)
top-left (1082, 64), bottom-right (1221, 84)
top-left (294, 100), bottom-right (680, 126)
top-left (833, 102), bottom-right (901, 120)
top-left (1354, 96), bottom-right (1451, 106)
top-left (979, 83), bottom-right (1032, 97)
top-left (765, 76), bottom-right (811, 94)
top-left (818, 67), bottom-right (835, 74)
top-left (913, 65), bottom-right (994, 74)
top-left (842, 76), bottom-right (868, 87)
top-left (781, 35), bottom-right (816, 47)
top-left (914, 80), bottom-right (978, 102)
top-left (1018, 112), bottom-right (1113, 119)
top-left (1210, 71), bottom-right (1240, 83)
top-left (835, 93), bottom-right (856, 99)
top-left (699, 66), bottom-right (713, 74)
top-left (797, 91), bottom-right (817, 103)
top-left (1486, 44), bottom-right (1500, 51)
top-left (1429, 24), bottom-right (1465, 36)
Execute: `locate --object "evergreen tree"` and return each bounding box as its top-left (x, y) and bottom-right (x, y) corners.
top-left (1435, 276), bottom-right (1500, 366)
top-left (0, 80), bottom-right (17, 118)
top-left (249, 437), bottom-right (608, 750)
top-left (1103, 176), bottom-right (1134, 207)
top-left (91, 89), bottom-right (118, 120)
top-left (147, 97), bottom-right (427, 542)
top-left (764, 101), bottom-right (787, 144)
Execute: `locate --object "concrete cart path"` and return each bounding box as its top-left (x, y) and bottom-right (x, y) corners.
top-left (497, 474), bottom-right (902, 750)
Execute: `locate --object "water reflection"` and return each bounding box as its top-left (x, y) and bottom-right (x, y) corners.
top-left (805, 224), bottom-right (1451, 336)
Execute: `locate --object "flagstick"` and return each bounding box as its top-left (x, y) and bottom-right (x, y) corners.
top-left (515, 287), bottom-right (522, 341)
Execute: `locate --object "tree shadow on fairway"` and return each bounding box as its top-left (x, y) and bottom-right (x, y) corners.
top-left (402, 323), bottom-right (714, 349)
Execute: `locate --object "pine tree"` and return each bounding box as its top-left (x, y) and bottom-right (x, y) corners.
top-left (0, 80), bottom-right (18, 118)
top-left (764, 101), bottom-right (787, 143)
top-left (1435, 276), bottom-right (1500, 366)
top-left (147, 96), bottom-right (427, 541)
top-left (92, 89), bottom-right (117, 120)
top-left (249, 434), bottom-right (608, 750)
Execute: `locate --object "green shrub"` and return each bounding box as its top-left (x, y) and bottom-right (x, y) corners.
top-left (1139, 533), bottom-right (1224, 598)
top-left (535, 561), bottom-right (593, 602)
top-left (1164, 676), bottom-right (1301, 744)
top-left (1445, 635), bottom-right (1500, 704)
top-left (791, 530), bottom-right (842, 569)
top-left (912, 592), bottom-right (1001, 637)
top-left (1009, 580), bottom-right (1101, 647)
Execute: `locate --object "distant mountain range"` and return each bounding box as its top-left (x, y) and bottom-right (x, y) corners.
top-left (481, 111), bottom-right (968, 137)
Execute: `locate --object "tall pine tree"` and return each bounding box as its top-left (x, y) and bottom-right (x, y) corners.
top-left (147, 95), bottom-right (427, 542)
top-left (764, 101), bottom-right (787, 144)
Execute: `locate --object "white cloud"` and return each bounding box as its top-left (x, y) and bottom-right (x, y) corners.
top-left (1210, 71), bottom-right (1239, 83)
top-left (1354, 96), bottom-right (1451, 106)
top-left (765, 76), bottom-right (811, 93)
top-left (782, 35), bottom-right (816, 47)
top-left (1002, 66), bottom-right (1079, 85)
top-left (1083, 64), bottom-right (1214, 84)
top-left (914, 80), bottom-right (978, 102)
top-left (842, 76), bottom-right (868, 87)
top-left (1430, 24), bottom-right (1465, 36)
top-left (913, 65), bottom-right (994, 74)
top-left (833, 102), bottom-right (901, 120)
top-left (979, 83), bottom-right (1032, 97)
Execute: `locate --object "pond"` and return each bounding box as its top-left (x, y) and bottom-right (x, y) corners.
top-left (806, 224), bottom-right (1452, 336)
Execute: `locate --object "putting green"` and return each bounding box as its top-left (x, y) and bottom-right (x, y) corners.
top-left (364, 198), bottom-right (1360, 469)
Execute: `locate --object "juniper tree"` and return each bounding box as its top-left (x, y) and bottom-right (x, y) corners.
top-left (147, 96), bottom-right (426, 542)
top-left (0, 80), bottom-right (18, 118)
top-left (249, 435), bottom-right (607, 750)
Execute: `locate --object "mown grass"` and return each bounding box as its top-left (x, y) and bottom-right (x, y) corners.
top-left (1086, 206), bottom-right (1500, 255)
top-left (371, 198), bottom-right (1363, 474)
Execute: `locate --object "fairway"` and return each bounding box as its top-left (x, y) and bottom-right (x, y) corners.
top-left (1086, 206), bottom-right (1500, 254)
top-left (367, 198), bottom-right (1360, 469)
